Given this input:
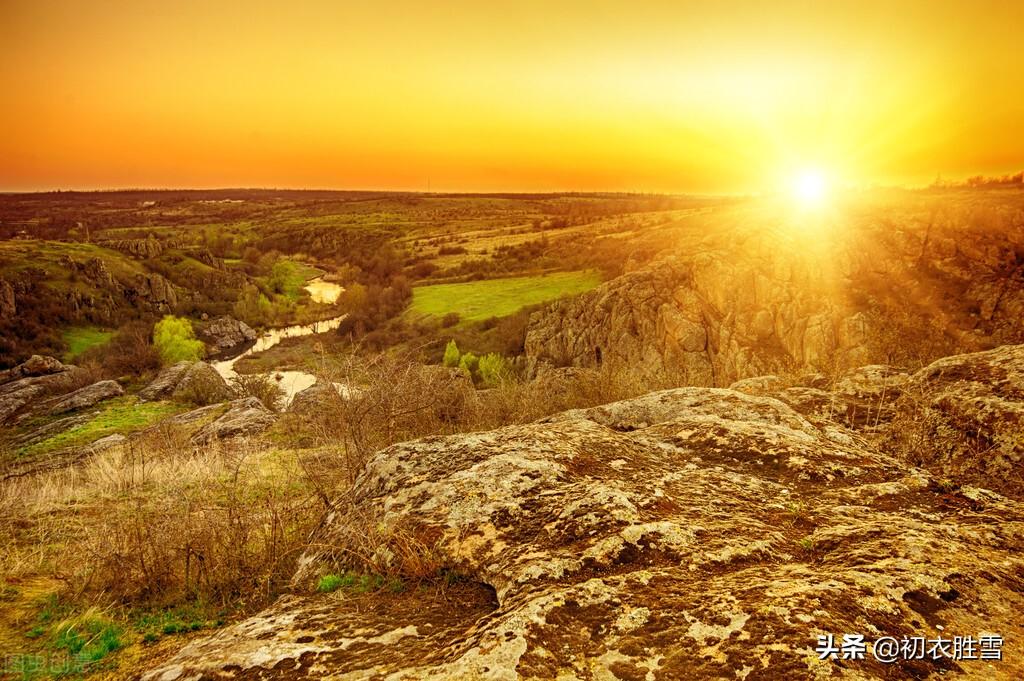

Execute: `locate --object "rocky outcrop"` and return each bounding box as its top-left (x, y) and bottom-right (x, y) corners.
top-left (191, 397), bottom-right (276, 442)
top-left (138, 361), bottom-right (193, 401)
top-left (881, 344), bottom-right (1024, 499)
top-left (526, 206), bottom-right (1024, 387)
top-left (287, 381), bottom-right (343, 415)
top-left (196, 316), bottom-right (257, 355)
top-left (98, 236), bottom-right (168, 259)
top-left (34, 379), bottom-right (123, 417)
top-left (172, 362), bottom-right (232, 404)
top-left (126, 272), bottom-right (178, 311)
top-left (145, 371), bottom-right (1024, 678)
top-left (139, 361), bottom-right (230, 404)
top-left (0, 355), bottom-right (68, 386)
top-left (0, 356), bottom-right (85, 423)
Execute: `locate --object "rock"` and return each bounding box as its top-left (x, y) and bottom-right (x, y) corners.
top-left (525, 209), bottom-right (1024, 387)
top-left (138, 362), bottom-right (192, 401)
top-left (287, 381), bottom-right (342, 415)
top-left (83, 433), bottom-right (126, 454)
top-left (0, 355), bottom-right (68, 387)
top-left (171, 362), bottom-right (232, 404)
top-left (882, 343), bottom-right (1024, 499)
top-left (145, 384), bottom-right (1024, 680)
top-left (0, 358), bottom-right (85, 423)
top-left (727, 374), bottom-right (783, 396)
top-left (37, 379), bottom-right (123, 417)
top-left (191, 397), bottom-right (276, 443)
top-left (196, 316), bottom-right (257, 355)
top-left (140, 361), bottom-right (230, 404)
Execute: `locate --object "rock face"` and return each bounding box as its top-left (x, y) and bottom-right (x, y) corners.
top-left (191, 396), bottom-right (277, 442)
top-left (882, 344), bottom-right (1024, 499)
top-left (145, 366), bottom-right (1024, 679)
top-left (525, 205), bottom-right (1024, 386)
top-left (0, 356), bottom-right (85, 423)
top-left (197, 315), bottom-right (257, 355)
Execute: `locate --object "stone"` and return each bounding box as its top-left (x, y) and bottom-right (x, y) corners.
top-left (882, 343), bottom-right (1024, 499)
top-left (191, 397), bottom-right (276, 443)
top-left (525, 209), bottom-right (1024, 387)
top-left (0, 355), bottom-right (68, 387)
top-left (171, 362), bottom-right (232, 404)
top-left (38, 379), bottom-right (123, 416)
top-left (138, 362), bottom-right (193, 401)
top-left (197, 316), bottom-right (257, 355)
top-left (139, 361), bottom-right (231, 404)
top-left (144, 376), bottom-right (1024, 679)
top-left (287, 381), bottom-right (342, 415)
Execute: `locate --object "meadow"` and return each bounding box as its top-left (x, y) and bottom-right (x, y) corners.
top-left (408, 270), bottom-right (601, 321)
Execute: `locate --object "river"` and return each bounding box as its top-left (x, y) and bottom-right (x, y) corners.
top-left (211, 278), bottom-right (346, 404)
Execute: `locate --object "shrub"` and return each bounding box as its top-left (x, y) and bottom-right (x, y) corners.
top-left (458, 352), bottom-right (478, 378)
top-left (230, 373), bottom-right (285, 412)
top-left (442, 340), bottom-right (460, 367)
top-left (81, 320), bottom-right (161, 378)
top-left (440, 312), bottom-right (460, 328)
top-left (478, 353), bottom-right (513, 387)
top-left (153, 316), bottom-right (204, 365)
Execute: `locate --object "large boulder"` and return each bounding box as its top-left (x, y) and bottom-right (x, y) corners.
top-left (0, 357), bottom-right (86, 423)
top-left (145, 384), bottom-right (1024, 679)
top-left (36, 379), bottom-right (123, 417)
top-left (197, 316), bottom-right (258, 355)
top-left (0, 355), bottom-right (68, 387)
top-left (287, 381), bottom-right (343, 415)
top-left (191, 397), bottom-right (276, 443)
top-left (139, 361), bottom-right (231, 404)
top-left (172, 362), bottom-right (232, 404)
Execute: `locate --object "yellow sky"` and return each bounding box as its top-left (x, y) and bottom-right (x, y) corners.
top-left (1, 0), bottom-right (1021, 192)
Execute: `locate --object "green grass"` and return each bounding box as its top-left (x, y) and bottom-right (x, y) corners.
top-left (61, 326), bottom-right (114, 362)
top-left (409, 270), bottom-right (601, 321)
top-left (18, 397), bottom-right (183, 458)
top-left (317, 572), bottom-right (404, 594)
top-left (265, 260), bottom-right (323, 302)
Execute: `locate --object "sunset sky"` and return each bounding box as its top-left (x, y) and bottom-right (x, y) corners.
top-left (1, 1), bottom-right (1022, 193)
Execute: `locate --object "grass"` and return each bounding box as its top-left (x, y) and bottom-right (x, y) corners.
top-left (317, 571), bottom-right (404, 594)
top-left (265, 259), bottom-right (323, 302)
top-left (17, 397), bottom-right (183, 458)
top-left (61, 326), bottom-right (113, 362)
top-left (409, 270), bottom-right (601, 321)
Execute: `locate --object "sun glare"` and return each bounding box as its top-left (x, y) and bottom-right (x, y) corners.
top-left (791, 169), bottom-right (829, 208)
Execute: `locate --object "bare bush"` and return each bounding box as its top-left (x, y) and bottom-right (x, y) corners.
top-left (230, 373), bottom-right (285, 412)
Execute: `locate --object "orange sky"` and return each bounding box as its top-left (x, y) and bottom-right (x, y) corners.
top-left (1, 1), bottom-right (1022, 193)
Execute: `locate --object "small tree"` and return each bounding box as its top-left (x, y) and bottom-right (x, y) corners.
top-left (458, 352), bottom-right (478, 379)
top-left (442, 340), bottom-right (461, 368)
top-left (153, 315), bottom-right (204, 365)
top-left (478, 353), bottom-right (512, 387)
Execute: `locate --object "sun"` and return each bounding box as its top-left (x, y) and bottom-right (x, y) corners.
top-left (790, 169), bottom-right (829, 208)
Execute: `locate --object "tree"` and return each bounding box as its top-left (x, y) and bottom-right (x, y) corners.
top-left (153, 315), bottom-right (204, 365)
top-left (442, 340), bottom-right (461, 368)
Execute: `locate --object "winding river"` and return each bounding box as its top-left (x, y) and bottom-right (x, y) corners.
top-left (211, 278), bottom-right (345, 404)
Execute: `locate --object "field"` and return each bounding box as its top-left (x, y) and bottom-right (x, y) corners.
top-left (408, 270), bottom-right (601, 321)
top-left (61, 327), bottom-right (113, 361)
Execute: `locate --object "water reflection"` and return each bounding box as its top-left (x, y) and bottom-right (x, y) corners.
top-left (212, 315), bottom-right (345, 404)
